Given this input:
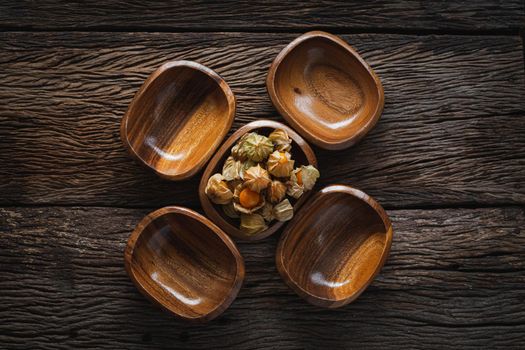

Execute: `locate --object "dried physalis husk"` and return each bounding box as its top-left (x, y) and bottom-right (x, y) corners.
top-left (258, 202), bottom-right (275, 222)
top-left (287, 165), bottom-right (320, 198)
top-left (222, 156), bottom-right (242, 181)
top-left (273, 198), bottom-right (294, 222)
top-left (205, 173), bottom-right (233, 204)
top-left (297, 165), bottom-right (320, 190)
top-left (232, 181), bottom-right (244, 200)
top-left (231, 133), bottom-right (250, 160)
top-left (222, 202), bottom-right (239, 219)
top-left (240, 132), bottom-right (274, 162)
top-left (286, 180), bottom-right (304, 199)
top-left (244, 164), bottom-right (271, 192)
top-left (268, 128), bottom-right (292, 152)
top-left (234, 187), bottom-right (266, 214)
top-left (239, 159), bottom-right (256, 180)
top-left (240, 213), bottom-right (268, 235)
top-left (267, 150), bottom-right (294, 178)
top-left (267, 180), bottom-right (287, 204)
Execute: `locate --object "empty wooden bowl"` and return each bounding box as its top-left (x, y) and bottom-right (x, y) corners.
top-left (267, 31), bottom-right (384, 150)
top-left (121, 60), bottom-right (235, 180)
top-left (124, 206), bottom-right (244, 322)
top-left (276, 185), bottom-right (392, 308)
top-left (199, 120), bottom-right (317, 241)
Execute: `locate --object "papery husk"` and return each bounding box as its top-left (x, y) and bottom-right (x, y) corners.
top-left (258, 202), bottom-right (275, 222)
top-left (267, 180), bottom-right (287, 204)
top-left (298, 165), bottom-right (320, 190)
top-left (268, 128), bottom-right (292, 152)
top-left (222, 156), bottom-right (242, 181)
top-left (239, 159), bottom-right (256, 180)
top-left (231, 133), bottom-right (250, 160)
top-left (243, 164), bottom-right (271, 192)
top-left (205, 173), bottom-right (233, 204)
top-left (273, 198), bottom-right (294, 222)
top-left (267, 150), bottom-right (294, 177)
top-left (240, 213), bottom-right (268, 236)
top-left (239, 132), bottom-right (274, 162)
top-left (287, 168), bottom-right (304, 199)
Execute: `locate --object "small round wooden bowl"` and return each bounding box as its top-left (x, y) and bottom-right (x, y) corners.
top-left (276, 185), bottom-right (393, 308)
top-left (267, 31), bottom-right (384, 150)
top-left (121, 60), bottom-right (235, 181)
top-left (199, 120), bottom-right (317, 241)
top-left (124, 206), bottom-right (244, 322)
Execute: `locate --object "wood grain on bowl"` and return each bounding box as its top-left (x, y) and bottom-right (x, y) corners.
top-left (121, 60), bottom-right (235, 181)
top-left (276, 185), bottom-right (393, 308)
top-left (199, 120), bottom-right (317, 241)
top-left (124, 206), bottom-right (244, 322)
top-left (267, 31), bottom-right (384, 150)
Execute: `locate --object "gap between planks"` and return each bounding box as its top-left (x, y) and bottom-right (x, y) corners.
top-left (0, 26), bottom-right (522, 36)
top-left (0, 203), bottom-right (522, 212)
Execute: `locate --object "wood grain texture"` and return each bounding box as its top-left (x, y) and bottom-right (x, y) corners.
top-left (124, 206), bottom-right (244, 322)
top-left (0, 206), bottom-right (523, 348)
top-left (121, 60), bottom-right (235, 180)
top-left (277, 185), bottom-right (393, 307)
top-left (0, 1), bottom-right (523, 31)
top-left (0, 32), bottom-right (524, 208)
top-left (267, 31), bottom-right (385, 150)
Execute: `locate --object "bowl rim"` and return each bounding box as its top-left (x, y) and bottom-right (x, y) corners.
top-left (275, 185), bottom-right (393, 308)
top-left (121, 60), bottom-right (236, 181)
top-left (199, 119), bottom-right (317, 241)
top-left (266, 31), bottom-right (385, 151)
top-left (124, 206), bottom-right (245, 322)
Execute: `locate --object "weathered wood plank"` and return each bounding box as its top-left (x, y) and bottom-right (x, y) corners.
top-left (0, 1), bottom-right (523, 31)
top-left (0, 32), bottom-right (524, 208)
top-left (0, 206), bottom-right (523, 349)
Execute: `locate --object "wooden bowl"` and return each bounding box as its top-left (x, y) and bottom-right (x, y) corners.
top-left (121, 60), bottom-right (235, 180)
top-left (199, 120), bottom-right (317, 241)
top-left (267, 31), bottom-right (384, 150)
top-left (276, 185), bottom-right (392, 308)
top-left (124, 206), bottom-right (244, 322)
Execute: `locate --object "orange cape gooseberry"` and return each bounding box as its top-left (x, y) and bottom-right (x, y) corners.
top-left (239, 188), bottom-right (261, 209)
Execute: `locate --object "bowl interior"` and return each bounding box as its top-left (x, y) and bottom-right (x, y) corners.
top-left (129, 211), bottom-right (239, 319)
top-left (210, 126), bottom-right (309, 234)
top-left (124, 64), bottom-right (233, 178)
top-left (279, 188), bottom-right (388, 302)
top-left (273, 36), bottom-right (381, 144)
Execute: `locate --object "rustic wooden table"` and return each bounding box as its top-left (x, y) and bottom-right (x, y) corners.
top-left (1, 1), bottom-right (525, 349)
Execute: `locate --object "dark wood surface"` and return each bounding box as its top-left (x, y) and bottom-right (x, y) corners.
top-left (0, 1), bottom-right (524, 349)
top-left (1, 206), bottom-right (523, 349)
top-left (0, 1), bottom-right (523, 31)
top-left (1, 33), bottom-right (524, 208)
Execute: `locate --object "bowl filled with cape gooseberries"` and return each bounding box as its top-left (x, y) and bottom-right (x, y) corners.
top-left (199, 120), bottom-right (319, 240)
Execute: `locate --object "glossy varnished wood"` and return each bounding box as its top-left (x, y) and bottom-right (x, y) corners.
top-left (124, 206), bottom-right (244, 322)
top-left (267, 31), bottom-right (384, 150)
top-left (276, 185), bottom-right (393, 308)
top-left (121, 60), bottom-right (235, 180)
top-left (199, 120), bottom-right (317, 241)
